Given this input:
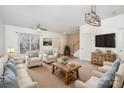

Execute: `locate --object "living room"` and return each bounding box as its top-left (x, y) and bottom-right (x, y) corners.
top-left (0, 1), bottom-right (124, 90)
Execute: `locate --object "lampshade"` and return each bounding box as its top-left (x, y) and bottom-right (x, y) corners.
top-left (8, 48), bottom-right (15, 53)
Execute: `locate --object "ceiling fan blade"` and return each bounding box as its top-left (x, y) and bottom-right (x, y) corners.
top-left (40, 28), bottom-right (47, 31)
top-left (30, 24), bottom-right (48, 31)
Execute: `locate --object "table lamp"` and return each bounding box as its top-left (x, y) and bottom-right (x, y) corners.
top-left (8, 48), bottom-right (15, 59)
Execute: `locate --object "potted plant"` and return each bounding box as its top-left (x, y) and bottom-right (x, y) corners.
top-left (61, 56), bottom-right (69, 64)
top-left (64, 45), bottom-right (70, 56)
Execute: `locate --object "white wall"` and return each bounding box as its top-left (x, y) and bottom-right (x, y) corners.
top-left (80, 14), bottom-right (124, 61)
top-left (92, 14), bottom-right (124, 53)
top-left (0, 17), bottom-right (5, 56)
top-left (5, 25), bottom-right (67, 57)
top-left (80, 24), bottom-right (101, 61)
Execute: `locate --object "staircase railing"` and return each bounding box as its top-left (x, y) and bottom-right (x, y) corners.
top-left (72, 40), bottom-right (79, 54)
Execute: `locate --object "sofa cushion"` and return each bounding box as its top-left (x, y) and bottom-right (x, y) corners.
top-left (47, 55), bottom-right (57, 59)
top-left (45, 50), bottom-right (53, 55)
top-left (86, 76), bottom-right (100, 88)
top-left (16, 64), bottom-right (26, 69)
top-left (97, 67), bottom-right (116, 88)
top-left (47, 50), bottom-right (53, 55)
top-left (17, 69), bottom-right (29, 80)
top-left (29, 57), bottom-right (41, 63)
top-left (0, 62), bottom-right (4, 77)
top-left (5, 60), bottom-right (17, 75)
top-left (98, 65), bottom-right (111, 73)
top-left (28, 51), bottom-right (39, 58)
top-left (0, 66), bottom-right (18, 88)
top-left (111, 59), bottom-right (121, 72)
top-left (113, 63), bottom-right (124, 88)
top-left (18, 77), bottom-right (32, 87)
top-left (116, 63), bottom-right (124, 77)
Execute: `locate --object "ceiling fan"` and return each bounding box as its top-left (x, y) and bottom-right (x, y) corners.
top-left (30, 24), bottom-right (47, 31)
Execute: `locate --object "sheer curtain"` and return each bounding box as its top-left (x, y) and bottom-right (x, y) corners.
top-left (18, 33), bottom-right (40, 55)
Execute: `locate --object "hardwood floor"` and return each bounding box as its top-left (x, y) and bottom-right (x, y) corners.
top-left (28, 58), bottom-right (99, 88)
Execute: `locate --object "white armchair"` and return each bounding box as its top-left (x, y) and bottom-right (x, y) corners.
top-left (43, 48), bottom-right (58, 64)
top-left (25, 51), bottom-right (42, 68)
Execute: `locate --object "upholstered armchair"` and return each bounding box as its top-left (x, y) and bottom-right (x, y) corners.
top-left (25, 51), bottom-right (42, 68)
top-left (43, 48), bottom-right (58, 64)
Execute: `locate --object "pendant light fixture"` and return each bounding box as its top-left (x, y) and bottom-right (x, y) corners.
top-left (85, 5), bottom-right (101, 27)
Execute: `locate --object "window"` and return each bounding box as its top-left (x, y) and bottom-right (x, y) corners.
top-left (19, 33), bottom-right (40, 54)
top-left (31, 35), bottom-right (40, 50)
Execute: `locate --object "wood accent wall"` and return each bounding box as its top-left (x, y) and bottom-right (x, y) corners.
top-left (67, 32), bottom-right (79, 55)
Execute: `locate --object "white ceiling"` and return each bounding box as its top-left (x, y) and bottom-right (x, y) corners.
top-left (0, 5), bottom-right (124, 34)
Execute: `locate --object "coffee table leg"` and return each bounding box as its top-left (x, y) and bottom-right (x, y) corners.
top-left (76, 69), bottom-right (79, 78)
top-left (52, 65), bottom-right (55, 74)
top-left (65, 72), bottom-right (69, 85)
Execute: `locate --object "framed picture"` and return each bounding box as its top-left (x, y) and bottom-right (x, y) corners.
top-left (43, 38), bottom-right (52, 46)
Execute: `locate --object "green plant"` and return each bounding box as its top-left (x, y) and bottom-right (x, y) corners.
top-left (64, 45), bottom-right (70, 55)
top-left (61, 56), bottom-right (69, 62)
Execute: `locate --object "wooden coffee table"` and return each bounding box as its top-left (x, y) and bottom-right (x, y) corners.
top-left (51, 62), bottom-right (81, 85)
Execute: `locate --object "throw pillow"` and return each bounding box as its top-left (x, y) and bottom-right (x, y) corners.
top-left (97, 68), bottom-right (116, 88)
top-left (5, 61), bottom-right (17, 76)
top-left (0, 77), bottom-right (4, 88)
top-left (8, 59), bottom-right (16, 66)
top-left (111, 59), bottom-right (121, 72)
top-left (47, 50), bottom-right (53, 55)
top-left (0, 57), bottom-right (8, 64)
top-left (1, 66), bottom-right (18, 88)
top-left (28, 51), bottom-right (39, 58)
top-left (113, 63), bottom-right (124, 88)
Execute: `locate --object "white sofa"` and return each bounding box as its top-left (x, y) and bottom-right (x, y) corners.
top-left (25, 51), bottom-right (42, 68)
top-left (74, 63), bottom-right (124, 88)
top-left (98, 51), bottom-right (124, 73)
top-left (16, 61), bottom-right (39, 88)
top-left (98, 60), bottom-right (124, 73)
top-left (43, 48), bottom-right (58, 64)
top-left (119, 49), bottom-right (124, 61)
top-left (74, 71), bottom-right (102, 88)
top-left (0, 57), bottom-right (39, 88)
top-left (98, 61), bottom-right (113, 73)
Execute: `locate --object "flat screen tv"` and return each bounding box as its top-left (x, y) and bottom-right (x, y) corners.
top-left (95, 33), bottom-right (115, 48)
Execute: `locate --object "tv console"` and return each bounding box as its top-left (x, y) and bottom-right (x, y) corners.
top-left (91, 51), bottom-right (116, 65)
